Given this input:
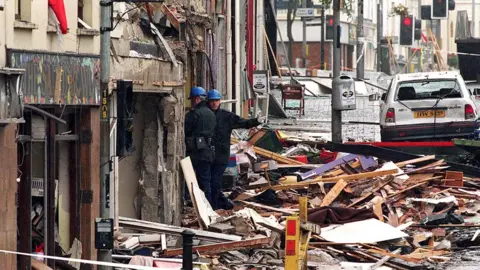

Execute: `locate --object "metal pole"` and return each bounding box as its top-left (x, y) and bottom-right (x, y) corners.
top-left (321, 5), bottom-right (325, 70)
top-left (473, 0), bottom-right (476, 37)
top-left (234, 0), bottom-right (241, 114)
top-left (376, 0), bottom-right (382, 71)
top-left (99, 0), bottom-right (112, 267)
top-left (226, 0), bottom-right (233, 111)
top-left (257, 0), bottom-right (265, 70)
top-left (302, 0), bottom-right (307, 68)
top-left (332, 0), bottom-right (342, 143)
top-left (356, 0), bottom-right (364, 80)
top-left (181, 230), bottom-right (195, 270)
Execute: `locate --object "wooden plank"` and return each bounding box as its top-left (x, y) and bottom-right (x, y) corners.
top-left (320, 179), bottom-right (348, 207)
top-left (348, 176), bottom-right (394, 208)
top-left (371, 248), bottom-right (401, 269)
top-left (371, 196), bottom-right (384, 222)
top-left (395, 155), bottom-right (435, 168)
top-left (265, 169), bottom-right (398, 191)
top-left (79, 108), bottom-right (100, 262)
top-left (18, 115), bottom-right (32, 270)
top-left (46, 117), bottom-right (56, 268)
top-left (387, 177), bottom-right (442, 199)
top-left (349, 249), bottom-right (409, 270)
top-left (180, 157), bottom-right (219, 228)
top-left (239, 201), bottom-right (295, 215)
top-left (163, 237), bottom-right (272, 256)
top-left (327, 160), bottom-right (361, 177)
top-left (367, 248), bottom-right (422, 263)
top-left (407, 249), bottom-right (450, 260)
top-left (190, 182), bottom-right (205, 230)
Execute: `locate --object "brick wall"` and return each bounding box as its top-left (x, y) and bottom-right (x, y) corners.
top-left (0, 124), bottom-right (18, 269)
top-left (279, 42), bottom-right (355, 71)
top-left (289, 42), bottom-right (332, 70)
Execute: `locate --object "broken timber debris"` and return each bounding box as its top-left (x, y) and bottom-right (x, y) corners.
top-left (113, 126), bottom-right (480, 269)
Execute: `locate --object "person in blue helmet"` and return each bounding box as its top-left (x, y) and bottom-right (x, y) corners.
top-left (207, 89), bottom-right (264, 210)
top-left (185, 86), bottom-right (217, 206)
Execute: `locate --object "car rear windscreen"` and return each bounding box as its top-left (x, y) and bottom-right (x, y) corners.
top-left (395, 80), bottom-right (462, 101)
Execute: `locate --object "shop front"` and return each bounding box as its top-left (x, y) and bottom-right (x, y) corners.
top-left (7, 49), bottom-right (101, 269)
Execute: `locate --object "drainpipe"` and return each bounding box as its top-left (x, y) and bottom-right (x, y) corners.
top-left (226, 0), bottom-right (233, 111)
top-left (235, 0), bottom-right (242, 114)
top-left (256, 0), bottom-right (265, 70)
top-left (247, 0), bottom-right (254, 84)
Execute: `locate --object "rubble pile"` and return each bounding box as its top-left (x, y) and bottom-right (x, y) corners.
top-left (114, 128), bottom-right (480, 269)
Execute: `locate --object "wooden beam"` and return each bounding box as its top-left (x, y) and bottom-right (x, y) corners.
top-left (387, 177), bottom-right (442, 199)
top-left (69, 110), bottom-right (81, 244)
top-left (18, 114), bottom-right (32, 270)
top-left (348, 176), bottom-right (394, 208)
top-left (395, 155), bottom-right (435, 168)
top-left (45, 117), bottom-right (56, 268)
top-left (163, 237), bottom-right (272, 256)
top-left (79, 108), bottom-right (100, 262)
top-left (263, 169), bottom-right (398, 191)
top-left (0, 124), bottom-right (18, 268)
top-left (238, 201), bottom-right (296, 215)
top-left (320, 179), bottom-right (348, 207)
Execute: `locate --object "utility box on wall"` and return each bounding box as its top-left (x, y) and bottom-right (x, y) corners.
top-left (332, 75), bottom-right (356, 110)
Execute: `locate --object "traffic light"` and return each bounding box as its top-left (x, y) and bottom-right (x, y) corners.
top-left (414, 19), bottom-right (421, 40)
top-left (399, 15), bottom-right (414, 46)
top-left (432, 0), bottom-right (448, 19)
top-left (116, 80), bottom-right (134, 157)
top-left (325, 15), bottom-right (334, 41)
top-left (449, 0), bottom-right (455, 11)
top-left (421, 5), bottom-right (431, 20)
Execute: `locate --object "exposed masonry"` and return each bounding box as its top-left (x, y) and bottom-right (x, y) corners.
top-left (137, 89), bottom-right (184, 226)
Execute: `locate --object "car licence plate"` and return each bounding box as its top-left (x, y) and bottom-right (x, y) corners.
top-left (413, 110), bottom-right (446, 118)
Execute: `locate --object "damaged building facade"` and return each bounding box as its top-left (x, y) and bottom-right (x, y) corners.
top-left (112, 1), bottom-right (233, 226)
top-left (0, 0), bottom-right (102, 268)
top-left (0, 0), bottom-right (263, 267)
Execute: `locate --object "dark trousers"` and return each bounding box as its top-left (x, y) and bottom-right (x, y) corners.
top-left (211, 163), bottom-right (231, 210)
top-left (191, 159), bottom-right (213, 206)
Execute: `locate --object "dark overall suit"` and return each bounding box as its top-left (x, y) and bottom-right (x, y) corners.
top-left (185, 100), bottom-right (217, 205)
top-left (210, 108), bottom-right (261, 209)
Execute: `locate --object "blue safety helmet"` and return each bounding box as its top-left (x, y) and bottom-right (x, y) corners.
top-left (207, 89), bottom-right (222, 100)
top-left (189, 86), bottom-right (206, 98)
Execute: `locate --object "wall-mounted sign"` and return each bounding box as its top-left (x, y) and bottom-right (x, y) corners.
top-left (8, 49), bottom-right (100, 105)
top-left (252, 70), bottom-right (269, 93)
top-left (297, 8), bottom-right (315, 17)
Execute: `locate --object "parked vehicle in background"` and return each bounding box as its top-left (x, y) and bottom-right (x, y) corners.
top-left (466, 82), bottom-right (480, 112)
top-left (377, 71), bottom-right (478, 141)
